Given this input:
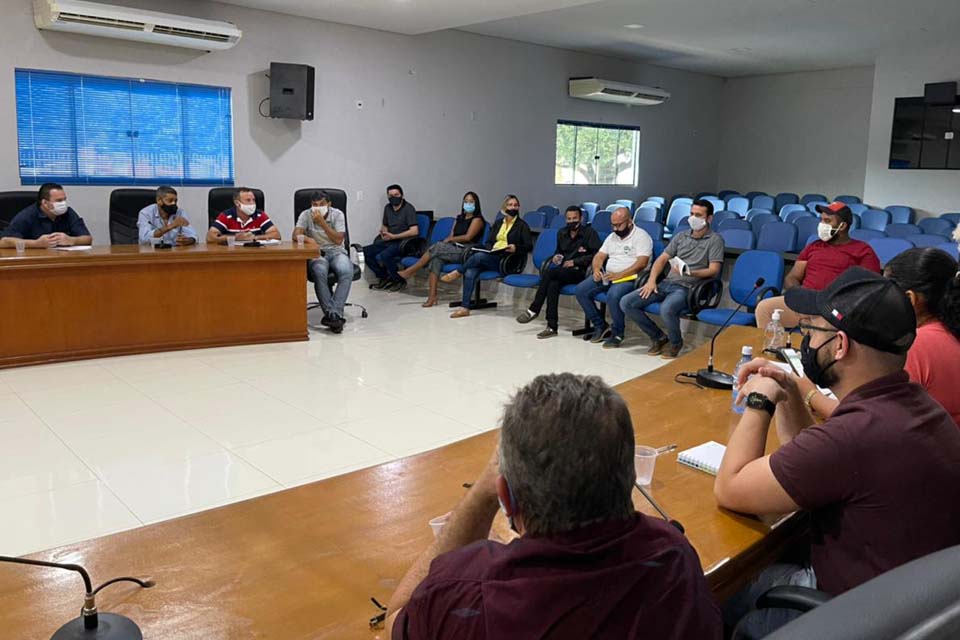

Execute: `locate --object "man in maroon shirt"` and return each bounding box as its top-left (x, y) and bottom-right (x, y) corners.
top-left (716, 267), bottom-right (960, 636)
top-left (386, 373), bottom-right (721, 640)
top-left (755, 201), bottom-right (881, 329)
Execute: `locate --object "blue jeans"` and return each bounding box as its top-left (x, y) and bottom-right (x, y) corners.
top-left (621, 279), bottom-right (690, 346)
top-left (723, 563), bottom-right (817, 639)
top-left (363, 240), bottom-right (403, 280)
top-left (573, 276), bottom-right (634, 337)
top-left (459, 252), bottom-right (502, 309)
top-left (309, 252), bottom-right (353, 317)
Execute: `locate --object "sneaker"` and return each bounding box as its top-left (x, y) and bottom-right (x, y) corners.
top-left (590, 326), bottom-right (612, 344)
top-left (320, 313), bottom-right (333, 327)
top-left (388, 278), bottom-right (407, 292)
top-left (646, 336), bottom-right (669, 355)
top-left (661, 342), bottom-right (682, 359)
top-left (370, 278), bottom-right (390, 290)
top-left (516, 309), bottom-right (538, 324)
top-left (602, 335), bottom-right (624, 349)
top-left (537, 327), bottom-right (558, 339)
top-left (329, 315), bottom-right (345, 334)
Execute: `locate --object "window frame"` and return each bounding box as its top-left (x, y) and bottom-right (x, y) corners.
top-left (554, 119), bottom-right (641, 187)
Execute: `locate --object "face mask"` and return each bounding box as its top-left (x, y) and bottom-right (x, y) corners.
top-left (315, 205), bottom-right (329, 216)
top-left (817, 222), bottom-right (841, 242)
top-left (615, 224), bottom-right (633, 239)
top-left (504, 208), bottom-right (519, 217)
top-left (688, 215), bottom-right (708, 231)
top-left (240, 203), bottom-right (256, 216)
top-left (462, 202), bottom-right (476, 214)
top-left (52, 201), bottom-right (68, 216)
top-left (800, 332), bottom-right (839, 388)
top-left (161, 203), bottom-right (178, 216)
top-left (567, 221), bottom-right (580, 232)
top-left (388, 196), bottom-right (403, 207)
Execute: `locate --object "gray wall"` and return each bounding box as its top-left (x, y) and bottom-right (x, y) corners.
top-left (0, 0), bottom-right (723, 244)
top-left (864, 39), bottom-right (960, 217)
top-left (717, 66), bottom-right (874, 200)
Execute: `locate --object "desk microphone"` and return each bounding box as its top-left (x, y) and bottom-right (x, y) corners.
top-left (635, 482), bottom-right (684, 533)
top-left (0, 555), bottom-right (154, 639)
top-left (693, 277), bottom-right (765, 390)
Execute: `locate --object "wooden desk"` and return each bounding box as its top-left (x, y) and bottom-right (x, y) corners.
top-left (0, 243), bottom-right (319, 369)
top-left (0, 326), bottom-right (801, 638)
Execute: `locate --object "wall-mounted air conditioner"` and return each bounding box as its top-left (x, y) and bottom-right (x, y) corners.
top-left (34, 0), bottom-right (242, 51)
top-left (569, 77), bottom-right (670, 106)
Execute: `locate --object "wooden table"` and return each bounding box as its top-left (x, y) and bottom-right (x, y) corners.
top-left (0, 326), bottom-right (801, 638)
top-left (0, 243), bottom-right (319, 369)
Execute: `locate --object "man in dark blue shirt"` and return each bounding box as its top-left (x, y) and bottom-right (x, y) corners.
top-left (1, 183), bottom-right (92, 248)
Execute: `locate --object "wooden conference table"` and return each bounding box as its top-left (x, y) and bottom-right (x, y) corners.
top-left (0, 243), bottom-right (319, 369)
top-left (0, 326), bottom-right (802, 638)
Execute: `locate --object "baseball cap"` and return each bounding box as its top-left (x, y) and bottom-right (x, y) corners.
top-left (815, 201), bottom-right (853, 226)
top-left (784, 267), bottom-right (916, 354)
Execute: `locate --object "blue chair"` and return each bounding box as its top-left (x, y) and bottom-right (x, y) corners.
top-left (697, 251), bottom-right (784, 327)
top-left (848, 203), bottom-right (869, 216)
top-left (718, 219), bottom-right (751, 232)
top-left (910, 234), bottom-right (951, 248)
top-left (792, 216), bottom-right (820, 251)
top-left (751, 213), bottom-right (778, 237)
top-left (665, 201), bottom-right (692, 232)
top-left (537, 205), bottom-right (559, 218)
top-left (646, 196), bottom-right (666, 205)
top-left (752, 195), bottom-right (775, 211)
top-left (884, 223), bottom-right (921, 239)
top-left (720, 228), bottom-right (756, 250)
top-left (936, 242), bottom-right (959, 260)
top-left (919, 217), bottom-right (955, 238)
top-left (786, 210), bottom-right (815, 225)
top-left (696, 192), bottom-right (717, 199)
top-left (850, 229), bottom-right (886, 242)
top-left (756, 222), bottom-right (797, 254)
top-left (615, 199), bottom-right (634, 210)
top-left (639, 199), bottom-right (663, 211)
top-left (636, 221), bottom-right (664, 242)
top-left (801, 193), bottom-right (828, 205)
top-left (726, 196), bottom-right (750, 216)
top-left (861, 209), bottom-right (891, 232)
top-left (591, 211), bottom-right (613, 233)
top-left (723, 192), bottom-right (743, 205)
top-left (704, 196), bottom-right (725, 213)
top-left (805, 201), bottom-right (829, 213)
top-left (804, 233), bottom-right (819, 248)
top-left (548, 214), bottom-right (567, 230)
top-left (633, 206), bottom-right (659, 223)
top-left (670, 196), bottom-right (693, 210)
top-left (718, 190), bottom-right (740, 199)
top-left (438, 222), bottom-right (491, 275)
top-left (711, 210), bottom-right (739, 230)
top-left (836, 195), bottom-right (862, 205)
top-left (779, 204), bottom-right (807, 220)
top-left (746, 208), bottom-right (773, 221)
top-left (885, 205), bottom-right (915, 225)
top-left (581, 202), bottom-right (599, 220)
top-left (775, 193), bottom-right (799, 213)
top-left (868, 238), bottom-right (913, 267)
top-left (399, 216), bottom-right (454, 268)
top-left (848, 213), bottom-right (861, 230)
top-left (502, 229), bottom-right (558, 290)
top-left (523, 211), bottom-right (546, 230)
top-left (604, 203), bottom-right (621, 212)
top-left (941, 213), bottom-right (960, 226)
top-left (675, 217), bottom-right (691, 233)
top-left (745, 191), bottom-right (767, 201)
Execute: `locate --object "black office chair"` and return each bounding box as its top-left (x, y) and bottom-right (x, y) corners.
top-left (734, 545), bottom-right (960, 639)
top-left (293, 188), bottom-right (367, 320)
top-left (109, 188), bottom-right (155, 245)
top-left (0, 191), bottom-right (37, 232)
top-left (208, 187), bottom-right (265, 228)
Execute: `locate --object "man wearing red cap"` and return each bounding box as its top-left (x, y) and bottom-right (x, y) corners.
top-left (755, 201), bottom-right (880, 330)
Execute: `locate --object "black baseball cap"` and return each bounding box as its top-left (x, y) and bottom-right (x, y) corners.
top-left (815, 201), bottom-right (853, 226)
top-left (784, 267), bottom-right (916, 354)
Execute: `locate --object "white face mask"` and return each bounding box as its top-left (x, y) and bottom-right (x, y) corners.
top-left (818, 222), bottom-right (841, 242)
top-left (239, 203), bottom-right (256, 216)
top-left (51, 200), bottom-right (68, 216)
top-left (688, 215), bottom-right (707, 231)
top-left (318, 205), bottom-right (329, 215)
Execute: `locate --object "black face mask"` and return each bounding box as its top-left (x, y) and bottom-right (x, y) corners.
top-left (614, 224), bottom-right (632, 239)
top-left (161, 203), bottom-right (178, 216)
top-left (566, 221), bottom-right (580, 232)
top-left (800, 332), bottom-right (839, 388)
top-left (504, 208), bottom-right (519, 217)
top-left (388, 196), bottom-right (403, 207)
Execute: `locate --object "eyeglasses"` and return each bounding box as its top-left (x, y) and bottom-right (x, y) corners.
top-left (796, 322), bottom-right (839, 337)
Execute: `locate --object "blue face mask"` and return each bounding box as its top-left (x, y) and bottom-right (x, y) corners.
top-left (463, 202), bottom-right (476, 214)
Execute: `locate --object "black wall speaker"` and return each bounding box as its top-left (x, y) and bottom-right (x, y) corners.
top-left (924, 81), bottom-right (957, 106)
top-left (269, 62), bottom-right (315, 120)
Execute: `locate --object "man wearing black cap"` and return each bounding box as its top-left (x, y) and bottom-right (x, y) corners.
top-left (715, 267), bottom-right (960, 632)
top-left (755, 201), bottom-right (881, 330)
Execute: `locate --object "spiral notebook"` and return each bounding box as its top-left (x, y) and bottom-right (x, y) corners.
top-left (677, 441), bottom-right (726, 476)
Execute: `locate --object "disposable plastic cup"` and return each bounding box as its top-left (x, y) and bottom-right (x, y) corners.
top-left (14, 238), bottom-right (26, 254)
top-left (429, 511), bottom-right (452, 538)
top-left (226, 236), bottom-right (236, 248)
top-left (296, 235), bottom-right (305, 248)
top-left (634, 445), bottom-right (657, 486)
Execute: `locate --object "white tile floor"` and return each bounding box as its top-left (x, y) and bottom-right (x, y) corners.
top-left (0, 275), bottom-right (708, 556)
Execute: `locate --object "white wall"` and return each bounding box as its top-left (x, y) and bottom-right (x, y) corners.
top-left (864, 39), bottom-right (960, 217)
top-left (717, 66), bottom-right (874, 200)
top-left (0, 0), bottom-right (723, 244)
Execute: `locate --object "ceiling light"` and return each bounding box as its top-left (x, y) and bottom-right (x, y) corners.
top-left (623, 24), bottom-right (644, 29)
top-left (953, 107), bottom-right (960, 114)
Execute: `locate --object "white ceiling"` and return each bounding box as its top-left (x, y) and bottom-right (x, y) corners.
top-left (218, 0), bottom-right (960, 77)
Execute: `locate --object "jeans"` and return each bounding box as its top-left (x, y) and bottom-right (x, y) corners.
top-left (573, 276), bottom-right (634, 336)
top-left (529, 266), bottom-right (584, 330)
top-left (621, 279), bottom-right (690, 346)
top-left (363, 240), bottom-right (404, 280)
top-left (722, 563), bottom-right (817, 639)
top-left (309, 252), bottom-right (353, 317)
top-left (459, 252), bottom-right (503, 309)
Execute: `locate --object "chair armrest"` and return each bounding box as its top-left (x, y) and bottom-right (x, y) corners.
top-left (687, 278), bottom-right (723, 315)
top-left (399, 237), bottom-right (427, 257)
top-left (756, 585), bottom-right (832, 613)
top-left (757, 286), bottom-right (781, 302)
top-left (636, 268), bottom-right (667, 289)
top-left (500, 253), bottom-right (526, 275)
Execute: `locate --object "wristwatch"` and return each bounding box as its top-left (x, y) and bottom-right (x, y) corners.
top-left (746, 392), bottom-right (776, 417)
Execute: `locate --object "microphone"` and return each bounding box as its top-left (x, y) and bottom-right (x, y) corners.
top-left (635, 481), bottom-right (684, 533)
top-left (695, 277), bottom-right (765, 390)
top-left (0, 555), bottom-right (153, 639)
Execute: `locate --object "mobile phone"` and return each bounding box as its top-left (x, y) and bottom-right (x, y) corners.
top-left (780, 347), bottom-right (804, 377)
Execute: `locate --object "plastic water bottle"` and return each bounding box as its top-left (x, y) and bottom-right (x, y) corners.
top-left (731, 346), bottom-right (754, 414)
top-left (764, 309), bottom-right (787, 352)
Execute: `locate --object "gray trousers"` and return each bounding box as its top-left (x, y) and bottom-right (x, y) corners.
top-left (427, 241), bottom-right (469, 275)
top-left (309, 252), bottom-right (353, 317)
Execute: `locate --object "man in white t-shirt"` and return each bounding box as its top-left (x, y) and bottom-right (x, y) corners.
top-left (574, 207), bottom-right (654, 348)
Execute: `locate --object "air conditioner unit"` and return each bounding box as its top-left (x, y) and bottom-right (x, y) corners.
top-left (33, 0), bottom-right (242, 51)
top-left (569, 77), bottom-right (670, 106)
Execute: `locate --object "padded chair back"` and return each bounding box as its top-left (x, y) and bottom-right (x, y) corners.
top-left (779, 204), bottom-right (807, 220)
top-left (615, 199), bottom-right (634, 210)
top-left (860, 209), bottom-right (890, 232)
top-left (752, 195), bottom-right (775, 211)
top-left (909, 234), bottom-right (950, 248)
top-left (109, 188), bottom-right (155, 245)
top-left (884, 223), bottom-right (920, 238)
top-left (428, 217), bottom-right (456, 244)
top-left (785, 210), bottom-right (814, 225)
top-left (848, 203), bottom-right (869, 215)
top-left (730, 250), bottom-right (784, 307)
top-left (868, 238), bottom-right (913, 266)
top-left (480, 221), bottom-right (492, 245)
top-left (723, 192), bottom-right (742, 204)
top-left (636, 221), bottom-right (664, 242)
top-left (941, 213), bottom-right (960, 226)
top-left (767, 545), bottom-right (960, 640)
top-left (671, 195), bottom-right (693, 207)
top-left (726, 196), bottom-right (750, 216)
top-left (548, 214), bottom-right (567, 230)
top-left (750, 213), bottom-right (778, 237)
top-left (523, 211), bottom-right (546, 229)
top-left (530, 228), bottom-right (558, 270)
top-left (580, 202), bottom-right (599, 219)
top-left (918, 217), bottom-right (955, 238)
top-left (805, 201), bottom-right (829, 213)
top-left (804, 233), bottom-right (819, 248)
top-left (665, 201), bottom-right (692, 231)
top-left (640, 199), bottom-right (663, 211)
top-left (675, 217), bottom-right (691, 233)
top-left (756, 222), bottom-right (797, 254)
top-left (414, 213), bottom-right (431, 240)
top-left (633, 206), bottom-right (659, 223)
top-left (293, 188), bottom-right (349, 245)
top-left (746, 208), bottom-right (773, 221)
top-left (792, 217), bottom-right (820, 251)
top-left (720, 229), bottom-right (755, 251)
top-left (711, 210), bottom-right (739, 230)
top-left (835, 195), bottom-right (861, 205)
top-left (718, 190), bottom-right (740, 199)
top-left (696, 192), bottom-right (716, 200)
top-left (591, 211), bottom-right (613, 233)
top-left (745, 191), bottom-right (767, 200)
top-left (775, 192), bottom-right (799, 213)
top-left (850, 228), bottom-right (885, 242)
top-left (718, 219), bottom-right (751, 232)
top-left (885, 205), bottom-right (915, 225)
top-left (704, 196), bottom-right (725, 213)
top-left (936, 242), bottom-right (959, 259)
top-left (800, 193), bottom-right (827, 205)
top-left (209, 187), bottom-right (265, 227)
top-left (646, 196), bottom-right (666, 205)
top-left (536, 205), bottom-right (559, 218)
top-left (604, 203), bottom-right (621, 212)
top-left (0, 190), bottom-right (37, 231)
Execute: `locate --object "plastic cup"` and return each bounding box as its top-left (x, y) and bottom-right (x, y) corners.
top-left (296, 235), bottom-right (305, 248)
top-left (14, 238), bottom-right (26, 254)
top-left (634, 445), bottom-right (657, 486)
top-left (429, 511), bottom-right (452, 538)
top-left (226, 236), bottom-right (236, 248)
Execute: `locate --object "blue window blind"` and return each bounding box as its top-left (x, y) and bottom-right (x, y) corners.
top-left (15, 69), bottom-right (234, 186)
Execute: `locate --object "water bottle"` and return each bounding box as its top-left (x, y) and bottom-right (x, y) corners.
top-left (763, 309), bottom-right (787, 352)
top-left (731, 345), bottom-right (754, 414)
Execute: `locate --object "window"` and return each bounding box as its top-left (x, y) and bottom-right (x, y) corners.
top-left (555, 120), bottom-right (640, 186)
top-left (15, 69), bottom-right (234, 186)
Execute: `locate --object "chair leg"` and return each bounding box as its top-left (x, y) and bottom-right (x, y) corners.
top-left (448, 279), bottom-right (497, 310)
top-left (571, 314), bottom-right (593, 337)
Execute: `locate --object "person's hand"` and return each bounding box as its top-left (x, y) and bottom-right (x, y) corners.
top-left (562, 260), bottom-right (575, 268)
top-left (551, 254), bottom-right (563, 265)
top-left (592, 268), bottom-right (603, 282)
top-left (639, 280), bottom-right (658, 299)
top-left (236, 231), bottom-right (254, 242)
top-left (382, 231), bottom-right (395, 241)
top-left (736, 374), bottom-right (787, 407)
top-left (36, 234), bottom-right (59, 248)
top-left (506, 244), bottom-right (516, 253)
top-left (172, 216), bottom-right (190, 229)
top-left (734, 357), bottom-right (800, 396)
top-left (311, 210), bottom-right (325, 224)
top-left (175, 235), bottom-right (194, 246)
top-left (50, 232), bottom-right (72, 246)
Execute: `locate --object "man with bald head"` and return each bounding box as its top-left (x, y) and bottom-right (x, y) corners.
top-left (574, 207), bottom-right (653, 348)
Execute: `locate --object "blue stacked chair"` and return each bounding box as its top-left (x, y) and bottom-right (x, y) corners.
top-left (639, 199), bottom-right (663, 211)
top-left (720, 228), bottom-right (755, 250)
top-left (718, 190), bottom-right (740, 199)
top-left (861, 209), bottom-right (891, 232)
top-left (400, 216), bottom-right (454, 269)
top-left (919, 217), bottom-right (955, 238)
top-left (746, 208), bottom-right (773, 221)
top-left (936, 242), bottom-right (959, 259)
top-left (675, 217), bottom-right (692, 233)
top-left (848, 203), bottom-right (869, 215)
top-left (646, 196), bottom-right (666, 205)
top-left (779, 204), bottom-right (807, 220)
top-left (757, 222), bottom-right (797, 254)
top-left (801, 193), bottom-right (828, 205)
top-left (438, 222), bottom-right (491, 276)
top-left (804, 233), bottom-right (819, 248)
top-left (537, 205), bottom-right (560, 227)
top-left (696, 192), bottom-right (716, 199)
top-left (636, 221), bottom-right (664, 242)
top-left (726, 196), bottom-right (750, 217)
top-left (868, 238), bottom-right (913, 267)
top-left (704, 196), bottom-right (725, 213)
top-left (503, 229), bottom-right (558, 291)
top-left (633, 206), bottom-right (659, 223)
top-left (775, 192), bottom-right (800, 213)
top-left (835, 195), bottom-right (862, 205)
top-left (581, 202), bottom-right (599, 220)
top-left (548, 214), bottom-right (567, 230)
top-left (591, 211), bottom-right (613, 234)
top-left (723, 192), bottom-right (743, 205)
top-left (786, 210), bottom-right (814, 225)
top-left (910, 234), bottom-right (951, 248)
top-left (941, 213), bottom-right (960, 226)
top-left (792, 216), bottom-right (820, 250)
top-left (670, 195), bottom-right (693, 208)
top-left (523, 211), bottom-right (547, 230)
top-left (752, 195), bottom-right (775, 211)
top-left (885, 205), bottom-right (915, 225)
top-left (750, 213), bottom-right (778, 237)
top-left (850, 229), bottom-right (886, 242)
top-left (604, 203), bottom-right (621, 212)
top-left (615, 199), bottom-right (634, 210)
top-left (711, 210), bottom-right (739, 230)
top-left (665, 200), bottom-right (692, 232)
top-left (745, 191), bottom-right (767, 201)
top-left (805, 201), bottom-right (829, 213)
top-left (884, 223), bottom-right (921, 239)
top-left (697, 251), bottom-right (784, 327)
top-left (718, 219), bottom-right (751, 232)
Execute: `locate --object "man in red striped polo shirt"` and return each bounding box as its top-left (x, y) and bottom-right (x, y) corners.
top-left (206, 187), bottom-right (281, 245)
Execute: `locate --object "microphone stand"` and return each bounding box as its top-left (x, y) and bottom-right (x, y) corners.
top-left (0, 555), bottom-right (154, 639)
top-left (694, 278), bottom-right (766, 390)
top-left (635, 482), bottom-right (684, 533)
